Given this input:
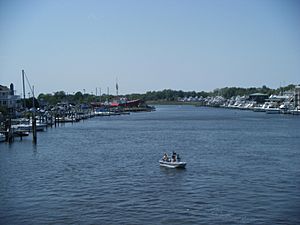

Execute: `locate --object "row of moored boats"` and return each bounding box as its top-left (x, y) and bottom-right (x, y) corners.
top-left (226, 103), bottom-right (300, 115)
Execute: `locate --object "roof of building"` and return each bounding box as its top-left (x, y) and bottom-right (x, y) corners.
top-left (0, 85), bottom-right (10, 91)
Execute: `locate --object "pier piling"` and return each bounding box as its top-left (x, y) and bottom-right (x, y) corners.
top-left (32, 117), bottom-right (37, 144)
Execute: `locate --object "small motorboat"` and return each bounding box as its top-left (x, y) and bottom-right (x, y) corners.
top-left (159, 160), bottom-right (186, 168)
top-left (159, 152), bottom-right (186, 168)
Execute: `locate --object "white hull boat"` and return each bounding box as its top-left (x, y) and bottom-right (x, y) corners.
top-left (265, 108), bottom-right (280, 114)
top-left (0, 133), bottom-right (5, 142)
top-left (291, 109), bottom-right (300, 115)
top-left (159, 160), bottom-right (186, 168)
top-left (12, 123), bottom-right (47, 132)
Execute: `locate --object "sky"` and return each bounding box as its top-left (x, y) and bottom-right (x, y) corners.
top-left (0, 0), bottom-right (300, 96)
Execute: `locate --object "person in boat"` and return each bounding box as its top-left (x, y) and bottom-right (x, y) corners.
top-left (172, 151), bottom-right (177, 162)
top-left (162, 153), bottom-right (168, 161)
top-left (177, 154), bottom-right (181, 162)
top-left (171, 151), bottom-right (176, 162)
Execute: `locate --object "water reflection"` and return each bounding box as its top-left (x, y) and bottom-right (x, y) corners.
top-left (1, 106), bottom-right (300, 224)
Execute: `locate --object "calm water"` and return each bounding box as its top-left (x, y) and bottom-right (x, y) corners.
top-left (1, 105), bottom-right (300, 224)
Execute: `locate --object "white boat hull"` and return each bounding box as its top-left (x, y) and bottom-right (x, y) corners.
top-left (291, 108), bottom-right (300, 115)
top-left (159, 160), bottom-right (186, 168)
top-left (0, 134), bottom-right (5, 142)
top-left (266, 109), bottom-right (280, 114)
top-left (12, 123), bottom-right (46, 132)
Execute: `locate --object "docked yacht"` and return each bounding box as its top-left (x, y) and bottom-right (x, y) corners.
top-left (265, 103), bottom-right (280, 114)
top-left (12, 122), bottom-right (47, 132)
top-left (253, 102), bottom-right (270, 112)
top-left (0, 133), bottom-right (5, 142)
top-left (265, 107), bottom-right (280, 114)
top-left (94, 108), bottom-right (111, 116)
top-left (291, 106), bottom-right (300, 115)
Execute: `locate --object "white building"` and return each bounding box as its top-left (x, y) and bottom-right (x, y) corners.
top-left (0, 84), bottom-right (21, 110)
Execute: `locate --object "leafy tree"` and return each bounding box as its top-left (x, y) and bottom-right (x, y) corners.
top-left (25, 97), bottom-right (39, 109)
top-left (32, 84), bottom-right (298, 106)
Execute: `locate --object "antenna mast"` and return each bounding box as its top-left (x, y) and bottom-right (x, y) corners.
top-left (116, 77), bottom-right (119, 97)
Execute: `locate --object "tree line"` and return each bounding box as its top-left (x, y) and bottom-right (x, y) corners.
top-left (34, 84), bottom-right (296, 106)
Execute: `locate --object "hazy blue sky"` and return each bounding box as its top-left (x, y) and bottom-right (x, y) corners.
top-left (0, 0), bottom-right (299, 96)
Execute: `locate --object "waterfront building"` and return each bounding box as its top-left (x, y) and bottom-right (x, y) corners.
top-left (0, 84), bottom-right (21, 112)
top-left (249, 93), bottom-right (269, 104)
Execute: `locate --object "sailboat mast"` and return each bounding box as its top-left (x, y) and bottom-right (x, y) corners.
top-left (116, 77), bottom-right (119, 97)
top-left (22, 69), bottom-right (26, 108)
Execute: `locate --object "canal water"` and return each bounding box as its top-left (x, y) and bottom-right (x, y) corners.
top-left (1, 105), bottom-right (300, 224)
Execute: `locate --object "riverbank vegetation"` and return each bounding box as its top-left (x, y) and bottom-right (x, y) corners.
top-left (36, 84), bottom-right (296, 106)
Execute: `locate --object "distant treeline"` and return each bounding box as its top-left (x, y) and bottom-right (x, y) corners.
top-left (126, 84), bottom-right (296, 101)
top-left (36, 84), bottom-right (297, 106)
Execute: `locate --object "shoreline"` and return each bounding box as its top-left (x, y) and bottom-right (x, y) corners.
top-left (146, 100), bottom-right (202, 106)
